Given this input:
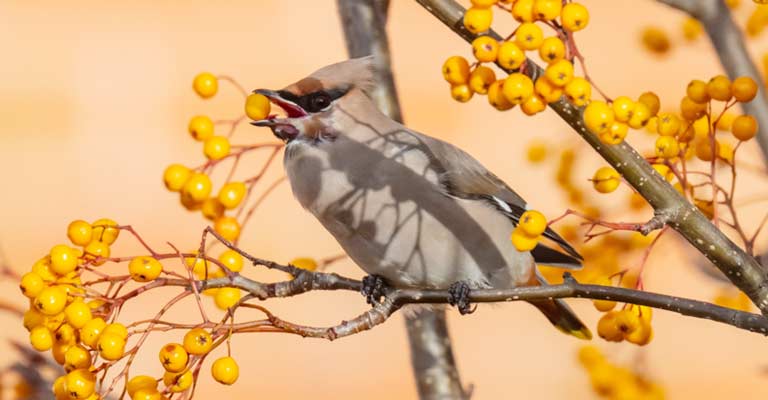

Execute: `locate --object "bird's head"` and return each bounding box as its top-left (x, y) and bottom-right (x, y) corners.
top-left (250, 56), bottom-right (375, 144)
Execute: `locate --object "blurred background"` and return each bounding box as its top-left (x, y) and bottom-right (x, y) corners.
top-left (2, 0), bottom-right (768, 398)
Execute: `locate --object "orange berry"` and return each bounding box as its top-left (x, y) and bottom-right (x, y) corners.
top-left (731, 114), bottom-right (758, 141)
top-left (686, 79), bottom-right (710, 103)
top-left (732, 76), bottom-right (758, 102)
top-left (707, 75), bottom-right (732, 101)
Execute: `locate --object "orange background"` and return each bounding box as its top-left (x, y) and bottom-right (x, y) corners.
top-left (2, 1), bottom-right (768, 399)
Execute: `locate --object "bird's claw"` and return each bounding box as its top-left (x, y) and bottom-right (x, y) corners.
top-left (448, 281), bottom-right (476, 315)
top-left (361, 274), bottom-right (388, 305)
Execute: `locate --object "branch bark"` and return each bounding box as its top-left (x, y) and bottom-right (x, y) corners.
top-left (657, 0), bottom-right (768, 165)
top-left (336, 1), bottom-right (468, 398)
top-left (414, 0), bottom-right (768, 316)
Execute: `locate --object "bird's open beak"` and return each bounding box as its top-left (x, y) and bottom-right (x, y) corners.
top-left (249, 89), bottom-right (303, 142)
top-left (250, 89), bottom-right (307, 127)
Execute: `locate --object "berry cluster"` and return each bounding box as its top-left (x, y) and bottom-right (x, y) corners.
top-left (578, 346), bottom-right (664, 399)
top-left (163, 73), bottom-right (277, 246)
top-left (590, 276), bottom-right (654, 346)
top-left (20, 219), bottom-right (252, 399)
top-left (443, 0), bottom-right (590, 116)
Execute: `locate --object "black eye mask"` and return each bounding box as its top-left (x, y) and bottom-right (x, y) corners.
top-left (277, 88), bottom-right (349, 114)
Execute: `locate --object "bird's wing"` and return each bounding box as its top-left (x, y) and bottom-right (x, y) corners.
top-left (418, 134), bottom-right (582, 266)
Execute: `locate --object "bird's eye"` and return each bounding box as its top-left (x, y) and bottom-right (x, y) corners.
top-left (306, 92), bottom-right (332, 113)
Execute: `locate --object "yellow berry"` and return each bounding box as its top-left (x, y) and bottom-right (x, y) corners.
top-left (183, 328), bottom-right (213, 355)
top-left (132, 389), bottom-right (164, 400)
top-left (561, 2), bottom-right (589, 31)
top-left (471, 0), bottom-right (498, 6)
top-left (641, 26), bottom-right (671, 54)
top-left (625, 318), bottom-right (653, 345)
top-left (30, 326), bottom-right (54, 351)
top-left (214, 287), bottom-right (242, 309)
top-left (211, 356), bottom-right (239, 385)
top-left (511, 0), bottom-right (535, 22)
top-left (599, 121), bottom-right (628, 145)
top-left (91, 218), bottom-right (119, 245)
top-left (291, 257), bottom-right (318, 271)
top-left (564, 77), bottom-right (591, 106)
top-left (163, 164), bottom-right (192, 192)
top-left (656, 113), bottom-right (681, 136)
top-left (596, 311), bottom-right (623, 342)
top-left (732, 76), bottom-right (758, 103)
top-left (65, 301), bottom-right (92, 329)
top-left (55, 323), bottom-right (77, 345)
top-left (497, 41), bottom-right (526, 70)
top-left (611, 96), bottom-right (635, 123)
top-left (219, 250), bottom-right (244, 273)
top-left (731, 114), bottom-right (758, 141)
top-left (127, 376), bottom-right (158, 398)
top-left (23, 308), bottom-right (46, 331)
top-left (50, 244), bottom-right (79, 275)
top-left (442, 56), bottom-right (470, 85)
top-left (163, 370), bottom-right (193, 393)
top-left (521, 94), bottom-right (546, 115)
top-left (515, 23), bottom-right (544, 50)
top-left (614, 309), bottom-right (641, 334)
top-left (159, 343), bottom-right (189, 373)
top-left (20, 272), bottom-right (47, 299)
top-left (188, 115), bottom-right (214, 141)
top-left (128, 256), bottom-right (163, 282)
top-left (98, 333), bottom-right (126, 361)
top-left (468, 66), bottom-right (496, 95)
top-left (627, 101), bottom-right (651, 129)
top-left (592, 167), bottom-right (621, 194)
top-left (35, 286), bottom-right (68, 316)
top-left (64, 345), bottom-right (92, 371)
top-left (511, 228), bottom-right (538, 251)
top-left (201, 198), bottom-right (225, 221)
top-left (245, 93), bottom-right (271, 120)
top-left (463, 6), bottom-right (493, 34)
top-left (655, 136), bottom-right (680, 159)
top-left (707, 75), bottom-right (732, 101)
top-left (534, 76), bottom-right (563, 103)
top-left (577, 345), bottom-right (604, 368)
top-left (526, 141), bottom-right (548, 163)
top-left (193, 72), bottom-right (218, 99)
top-left (518, 210), bottom-right (547, 237)
top-left (488, 80), bottom-right (515, 111)
top-left (593, 298), bottom-right (616, 312)
top-left (53, 376), bottom-right (69, 400)
top-left (680, 96), bottom-right (707, 120)
top-left (682, 17), bottom-right (703, 40)
top-left (686, 79), bottom-right (710, 104)
top-left (471, 36), bottom-right (499, 62)
top-left (539, 36), bottom-right (565, 63)
top-left (181, 173), bottom-right (212, 204)
top-left (104, 322), bottom-right (128, 339)
top-left (450, 84), bottom-right (474, 103)
top-left (716, 112), bottom-right (736, 131)
top-left (216, 181), bottom-right (247, 210)
top-left (79, 317), bottom-right (106, 348)
top-left (583, 101), bottom-right (614, 134)
top-left (638, 91), bottom-right (660, 116)
top-left (203, 135), bottom-right (230, 161)
top-left (502, 73), bottom-right (534, 105)
top-left (32, 256), bottom-right (57, 282)
top-left (67, 220), bottom-right (93, 247)
top-left (83, 240), bottom-right (110, 266)
top-left (533, 0), bottom-right (561, 21)
top-left (65, 368), bottom-right (96, 399)
top-left (652, 164), bottom-right (674, 181)
top-left (214, 216), bottom-right (241, 242)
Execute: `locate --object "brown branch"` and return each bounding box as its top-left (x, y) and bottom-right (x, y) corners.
top-left (657, 0), bottom-right (768, 166)
top-left (414, 0), bottom-right (768, 317)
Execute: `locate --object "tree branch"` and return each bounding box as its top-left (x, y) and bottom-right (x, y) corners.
top-left (336, 1), bottom-right (468, 398)
top-left (414, 0), bottom-right (768, 316)
top-left (657, 0), bottom-right (768, 165)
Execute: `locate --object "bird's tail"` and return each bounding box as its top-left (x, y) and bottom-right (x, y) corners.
top-left (528, 272), bottom-right (591, 340)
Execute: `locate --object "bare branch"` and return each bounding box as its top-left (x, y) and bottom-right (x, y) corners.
top-left (414, 0), bottom-right (768, 316)
top-left (657, 0), bottom-right (768, 166)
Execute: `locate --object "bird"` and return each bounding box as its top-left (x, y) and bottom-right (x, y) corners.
top-left (250, 56), bottom-right (591, 340)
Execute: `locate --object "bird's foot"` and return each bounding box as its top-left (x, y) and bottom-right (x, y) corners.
top-left (361, 274), bottom-right (388, 305)
top-left (448, 281), bottom-right (476, 315)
